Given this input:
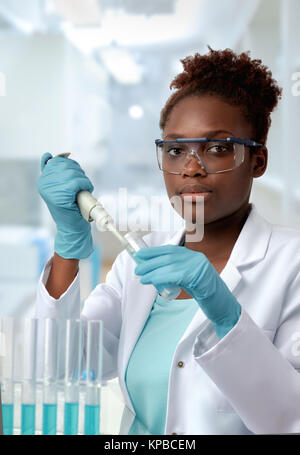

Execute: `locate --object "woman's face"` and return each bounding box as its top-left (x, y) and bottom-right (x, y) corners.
top-left (162, 95), bottom-right (267, 225)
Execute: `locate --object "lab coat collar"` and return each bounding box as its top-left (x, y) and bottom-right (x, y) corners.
top-left (166, 203), bottom-right (272, 269)
top-left (224, 203), bottom-right (272, 268)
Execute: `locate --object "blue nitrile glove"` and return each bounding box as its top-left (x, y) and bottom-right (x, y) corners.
top-left (37, 153), bottom-right (94, 259)
top-left (134, 245), bottom-right (241, 339)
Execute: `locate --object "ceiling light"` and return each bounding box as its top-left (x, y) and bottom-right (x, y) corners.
top-left (129, 105), bottom-right (144, 119)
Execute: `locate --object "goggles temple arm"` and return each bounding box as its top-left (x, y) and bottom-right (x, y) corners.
top-left (155, 137), bottom-right (262, 147)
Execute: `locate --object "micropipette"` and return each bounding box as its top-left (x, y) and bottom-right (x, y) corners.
top-left (49, 154), bottom-right (181, 300)
top-left (76, 190), bottom-right (181, 300)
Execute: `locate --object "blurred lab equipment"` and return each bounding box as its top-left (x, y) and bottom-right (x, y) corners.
top-left (0, 226), bottom-right (52, 318)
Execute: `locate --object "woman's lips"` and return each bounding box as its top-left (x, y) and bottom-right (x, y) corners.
top-left (179, 192), bottom-right (212, 202)
top-left (178, 184), bottom-right (213, 203)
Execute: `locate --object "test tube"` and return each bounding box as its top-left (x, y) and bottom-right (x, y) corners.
top-left (0, 387), bottom-right (3, 435)
top-left (63, 319), bottom-right (81, 435)
top-left (20, 318), bottom-right (38, 435)
top-left (123, 231), bottom-right (182, 300)
top-left (42, 318), bottom-right (58, 435)
top-left (0, 317), bottom-right (14, 435)
top-left (83, 320), bottom-right (102, 435)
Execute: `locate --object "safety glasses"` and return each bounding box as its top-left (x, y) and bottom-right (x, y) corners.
top-left (155, 137), bottom-right (262, 174)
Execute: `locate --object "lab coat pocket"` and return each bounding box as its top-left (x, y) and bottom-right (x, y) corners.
top-left (214, 328), bottom-right (276, 413)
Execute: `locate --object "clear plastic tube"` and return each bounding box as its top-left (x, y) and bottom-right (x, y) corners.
top-left (0, 317), bottom-right (14, 435)
top-left (63, 319), bottom-right (81, 435)
top-left (42, 319), bottom-right (58, 435)
top-left (83, 320), bottom-right (102, 435)
top-left (124, 232), bottom-right (181, 300)
top-left (20, 318), bottom-right (37, 435)
top-left (0, 387), bottom-right (3, 435)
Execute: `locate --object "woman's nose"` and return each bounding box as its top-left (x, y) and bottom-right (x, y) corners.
top-left (181, 152), bottom-right (207, 177)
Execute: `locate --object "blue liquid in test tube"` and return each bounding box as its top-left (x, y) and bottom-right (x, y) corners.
top-left (83, 320), bottom-right (102, 435)
top-left (64, 402), bottom-right (79, 435)
top-left (42, 403), bottom-right (57, 435)
top-left (42, 319), bottom-right (59, 435)
top-left (20, 319), bottom-right (38, 436)
top-left (2, 403), bottom-right (14, 435)
top-left (84, 404), bottom-right (100, 435)
top-left (0, 318), bottom-right (15, 435)
top-left (21, 404), bottom-right (36, 435)
top-left (63, 320), bottom-right (82, 435)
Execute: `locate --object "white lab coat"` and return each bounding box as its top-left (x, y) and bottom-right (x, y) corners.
top-left (35, 204), bottom-right (300, 435)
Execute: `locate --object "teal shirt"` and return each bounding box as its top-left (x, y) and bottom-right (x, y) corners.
top-left (125, 294), bottom-right (199, 435)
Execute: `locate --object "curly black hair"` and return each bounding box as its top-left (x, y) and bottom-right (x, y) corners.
top-left (160, 46), bottom-right (283, 145)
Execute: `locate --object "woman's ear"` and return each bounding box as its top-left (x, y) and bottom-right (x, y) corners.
top-left (252, 146), bottom-right (268, 178)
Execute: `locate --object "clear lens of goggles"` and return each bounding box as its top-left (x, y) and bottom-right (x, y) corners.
top-left (156, 141), bottom-right (245, 174)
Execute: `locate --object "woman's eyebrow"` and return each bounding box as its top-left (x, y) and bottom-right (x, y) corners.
top-left (165, 130), bottom-right (234, 138)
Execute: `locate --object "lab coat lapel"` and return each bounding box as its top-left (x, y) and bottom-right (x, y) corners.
top-left (229, 203), bottom-right (272, 268)
top-left (117, 277), bottom-right (158, 414)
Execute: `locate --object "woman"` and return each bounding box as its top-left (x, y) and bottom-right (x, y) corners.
top-left (36, 47), bottom-right (300, 435)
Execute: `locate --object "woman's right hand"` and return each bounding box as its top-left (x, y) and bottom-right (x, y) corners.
top-left (37, 153), bottom-right (94, 259)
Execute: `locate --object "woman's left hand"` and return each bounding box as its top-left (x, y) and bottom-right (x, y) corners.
top-left (134, 245), bottom-right (241, 339)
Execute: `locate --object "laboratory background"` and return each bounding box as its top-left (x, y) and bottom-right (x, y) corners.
top-left (0, 0), bottom-right (299, 434)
